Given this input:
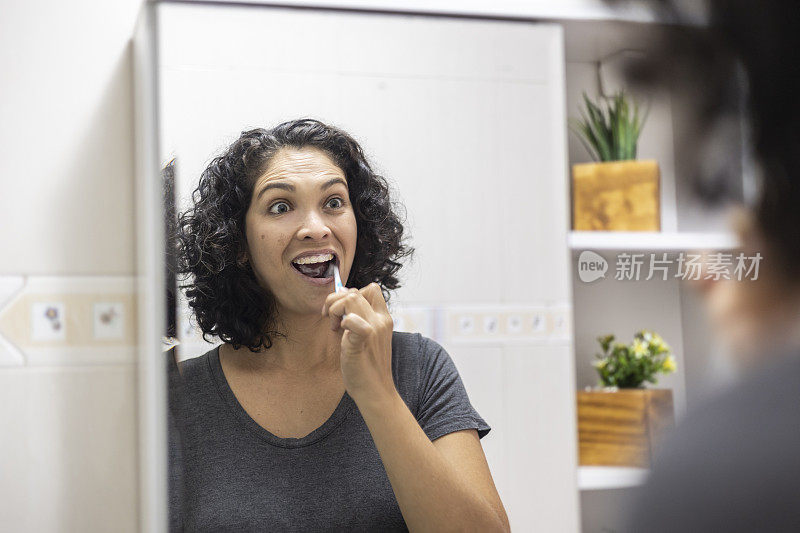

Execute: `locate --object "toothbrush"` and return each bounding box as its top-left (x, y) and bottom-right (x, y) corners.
top-left (333, 262), bottom-right (345, 294)
top-left (333, 262), bottom-right (346, 318)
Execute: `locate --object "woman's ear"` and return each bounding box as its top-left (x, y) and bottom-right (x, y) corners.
top-left (237, 251), bottom-right (249, 267)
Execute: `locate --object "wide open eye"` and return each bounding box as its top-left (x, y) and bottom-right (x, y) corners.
top-left (268, 201), bottom-right (290, 215)
top-left (327, 197), bottom-right (344, 209)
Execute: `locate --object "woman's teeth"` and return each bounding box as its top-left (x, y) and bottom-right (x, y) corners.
top-left (292, 258), bottom-right (333, 278)
top-left (292, 253), bottom-right (334, 265)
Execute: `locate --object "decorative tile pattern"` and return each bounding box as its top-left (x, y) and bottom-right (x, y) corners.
top-left (0, 277), bottom-right (25, 366)
top-left (174, 299), bottom-right (572, 360)
top-left (443, 304), bottom-right (573, 344)
top-left (0, 276), bottom-right (137, 366)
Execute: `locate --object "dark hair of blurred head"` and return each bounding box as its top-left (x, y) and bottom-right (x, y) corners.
top-left (608, 0), bottom-right (800, 281)
top-left (176, 119), bottom-right (413, 352)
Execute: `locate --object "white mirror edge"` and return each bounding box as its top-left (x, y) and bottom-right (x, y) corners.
top-left (134, 2), bottom-right (168, 532)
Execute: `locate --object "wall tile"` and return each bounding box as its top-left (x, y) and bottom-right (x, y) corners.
top-left (0, 365), bottom-right (138, 532)
top-left (0, 277), bottom-right (137, 366)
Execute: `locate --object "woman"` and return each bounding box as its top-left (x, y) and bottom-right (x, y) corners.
top-left (608, 1), bottom-right (800, 531)
top-left (171, 118), bottom-right (509, 531)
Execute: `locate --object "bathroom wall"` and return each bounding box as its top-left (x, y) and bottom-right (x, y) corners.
top-left (0, 0), bottom-right (142, 530)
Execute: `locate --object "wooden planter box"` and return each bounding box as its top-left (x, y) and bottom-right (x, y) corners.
top-left (577, 388), bottom-right (674, 468)
top-left (572, 160), bottom-right (661, 231)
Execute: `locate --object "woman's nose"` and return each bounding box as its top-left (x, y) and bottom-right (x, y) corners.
top-left (297, 210), bottom-right (331, 240)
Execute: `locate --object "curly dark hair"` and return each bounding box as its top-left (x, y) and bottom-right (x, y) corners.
top-left (176, 118), bottom-right (414, 352)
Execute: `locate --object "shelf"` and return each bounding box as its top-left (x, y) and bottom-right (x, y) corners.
top-left (190, 1), bottom-right (659, 23)
top-left (568, 231), bottom-right (739, 252)
top-left (578, 466), bottom-right (649, 491)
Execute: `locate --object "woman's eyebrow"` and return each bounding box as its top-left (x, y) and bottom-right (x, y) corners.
top-left (257, 176), bottom-right (347, 200)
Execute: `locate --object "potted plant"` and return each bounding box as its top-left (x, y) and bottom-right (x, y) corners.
top-left (570, 90), bottom-right (660, 231)
top-left (577, 330), bottom-right (677, 467)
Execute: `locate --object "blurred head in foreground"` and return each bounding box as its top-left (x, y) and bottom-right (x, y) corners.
top-left (610, 6), bottom-right (800, 533)
top-left (611, 0), bottom-right (800, 363)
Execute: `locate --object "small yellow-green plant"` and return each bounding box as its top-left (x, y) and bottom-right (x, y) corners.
top-left (570, 90), bottom-right (648, 162)
top-left (593, 330), bottom-right (676, 388)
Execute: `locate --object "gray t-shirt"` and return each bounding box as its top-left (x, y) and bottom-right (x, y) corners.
top-left (168, 331), bottom-right (490, 532)
top-left (626, 349), bottom-right (800, 532)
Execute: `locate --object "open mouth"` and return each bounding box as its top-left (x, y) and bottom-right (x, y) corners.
top-left (291, 255), bottom-right (336, 279)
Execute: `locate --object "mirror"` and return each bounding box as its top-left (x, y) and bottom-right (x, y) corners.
top-left (154, 2), bottom-right (584, 530)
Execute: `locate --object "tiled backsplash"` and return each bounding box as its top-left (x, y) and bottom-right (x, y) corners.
top-left (175, 294), bottom-right (573, 360)
top-left (441, 304), bottom-right (573, 344)
top-left (0, 276), bottom-right (137, 366)
top-left (1, 278), bottom-right (573, 526)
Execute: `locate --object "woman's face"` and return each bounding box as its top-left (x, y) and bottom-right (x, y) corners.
top-left (244, 147), bottom-right (357, 317)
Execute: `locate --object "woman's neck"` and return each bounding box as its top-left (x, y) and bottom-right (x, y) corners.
top-left (225, 311), bottom-right (342, 376)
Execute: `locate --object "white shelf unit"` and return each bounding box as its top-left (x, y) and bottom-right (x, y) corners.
top-left (560, 12), bottom-right (746, 533)
top-left (189, 0), bottom-right (660, 23)
top-left (568, 231), bottom-right (740, 251)
top-left (578, 466), bottom-right (649, 491)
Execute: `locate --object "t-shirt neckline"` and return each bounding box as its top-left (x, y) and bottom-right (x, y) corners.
top-left (208, 345), bottom-right (355, 449)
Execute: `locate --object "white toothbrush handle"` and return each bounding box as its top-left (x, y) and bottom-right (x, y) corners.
top-left (333, 264), bottom-right (347, 318)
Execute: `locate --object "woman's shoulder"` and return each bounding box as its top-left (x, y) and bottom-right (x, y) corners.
top-left (390, 330), bottom-right (423, 354)
top-left (176, 345), bottom-right (219, 386)
top-left (390, 330), bottom-right (438, 368)
top-left (390, 331), bottom-right (455, 389)
top-left (391, 329), bottom-right (447, 349)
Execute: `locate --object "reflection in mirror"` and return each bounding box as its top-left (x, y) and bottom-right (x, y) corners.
top-left (167, 117), bottom-right (509, 531)
top-left (159, 2), bottom-right (574, 531)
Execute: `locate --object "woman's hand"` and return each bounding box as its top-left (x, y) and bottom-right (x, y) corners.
top-left (321, 282), bottom-right (396, 406)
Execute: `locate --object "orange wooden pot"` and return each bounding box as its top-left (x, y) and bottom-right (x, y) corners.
top-left (572, 160), bottom-right (661, 231)
top-left (577, 388), bottom-right (674, 468)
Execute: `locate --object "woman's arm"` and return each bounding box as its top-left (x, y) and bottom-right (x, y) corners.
top-left (323, 283), bottom-right (509, 532)
top-left (358, 393), bottom-right (510, 532)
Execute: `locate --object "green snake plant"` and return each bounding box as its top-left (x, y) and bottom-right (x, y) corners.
top-left (570, 90), bottom-right (649, 162)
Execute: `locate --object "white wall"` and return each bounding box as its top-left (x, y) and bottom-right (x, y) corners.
top-left (0, 0), bottom-right (140, 275)
top-left (0, 0), bottom-right (142, 530)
